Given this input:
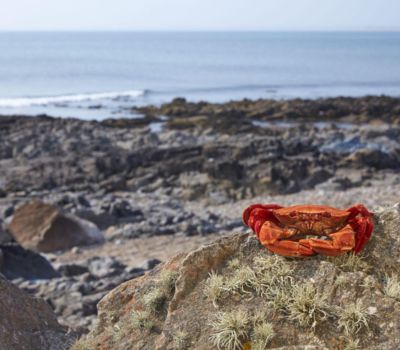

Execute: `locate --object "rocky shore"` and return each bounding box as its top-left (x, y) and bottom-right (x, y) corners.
top-left (0, 95), bottom-right (399, 346)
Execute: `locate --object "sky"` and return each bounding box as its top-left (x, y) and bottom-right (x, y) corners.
top-left (1, 0), bottom-right (399, 31)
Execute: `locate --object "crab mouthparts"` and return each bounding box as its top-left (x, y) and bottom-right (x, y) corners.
top-left (286, 232), bottom-right (331, 241)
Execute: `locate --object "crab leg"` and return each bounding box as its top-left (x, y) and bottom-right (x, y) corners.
top-left (258, 221), bottom-right (315, 257)
top-left (299, 224), bottom-right (355, 256)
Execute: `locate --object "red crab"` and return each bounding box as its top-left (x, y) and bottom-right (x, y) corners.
top-left (243, 204), bottom-right (373, 257)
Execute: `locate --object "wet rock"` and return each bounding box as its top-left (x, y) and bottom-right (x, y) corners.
top-left (0, 274), bottom-right (75, 350)
top-left (8, 200), bottom-right (103, 253)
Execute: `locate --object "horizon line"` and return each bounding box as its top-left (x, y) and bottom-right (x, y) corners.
top-left (1, 28), bottom-right (400, 33)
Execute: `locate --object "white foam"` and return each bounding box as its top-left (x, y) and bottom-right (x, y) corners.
top-left (0, 90), bottom-right (145, 108)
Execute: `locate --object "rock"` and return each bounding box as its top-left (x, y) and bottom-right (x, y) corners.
top-left (0, 244), bottom-right (59, 280)
top-left (78, 204), bottom-right (400, 349)
top-left (14, 255), bottom-right (153, 335)
top-left (139, 258), bottom-right (162, 271)
top-left (345, 148), bottom-right (399, 169)
top-left (75, 208), bottom-right (117, 230)
top-left (8, 200), bottom-right (103, 253)
top-left (0, 274), bottom-right (75, 350)
top-left (3, 205), bottom-right (14, 218)
top-left (57, 263), bottom-right (89, 277)
top-left (87, 256), bottom-right (126, 278)
top-left (0, 219), bottom-right (12, 244)
top-left (108, 200), bottom-right (144, 221)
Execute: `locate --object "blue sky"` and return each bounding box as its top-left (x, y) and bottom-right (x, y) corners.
top-left (1, 0), bottom-right (399, 31)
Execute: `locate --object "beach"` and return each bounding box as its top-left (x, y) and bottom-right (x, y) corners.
top-left (1, 95), bottom-right (399, 334)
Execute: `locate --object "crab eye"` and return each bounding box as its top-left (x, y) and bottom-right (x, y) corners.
top-left (322, 212), bottom-right (331, 218)
top-left (289, 211), bottom-right (296, 217)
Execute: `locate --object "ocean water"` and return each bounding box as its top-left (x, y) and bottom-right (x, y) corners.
top-left (0, 31), bottom-right (400, 120)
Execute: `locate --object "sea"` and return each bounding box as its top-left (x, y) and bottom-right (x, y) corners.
top-left (0, 31), bottom-right (399, 120)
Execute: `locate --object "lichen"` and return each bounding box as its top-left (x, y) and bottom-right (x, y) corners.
top-left (383, 274), bottom-right (400, 301)
top-left (337, 301), bottom-right (370, 335)
top-left (204, 271), bottom-right (225, 308)
top-left (209, 310), bottom-right (250, 350)
top-left (287, 282), bottom-right (330, 328)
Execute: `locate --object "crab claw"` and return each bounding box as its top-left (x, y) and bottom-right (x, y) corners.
top-left (242, 204), bottom-right (282, 236)
top-left (346, 204), bottom-right (374, 254)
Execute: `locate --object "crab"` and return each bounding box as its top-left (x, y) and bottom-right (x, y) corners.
top-left (243, 204), bottom-right (373, 257)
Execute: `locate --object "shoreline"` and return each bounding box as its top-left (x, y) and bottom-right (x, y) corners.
top-left (1, 94), bottom-right (399, 334)
top-left (0, 94), bottom-right (400, 122)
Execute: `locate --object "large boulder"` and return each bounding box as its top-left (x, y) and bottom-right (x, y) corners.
top-left (8, 200), bottom-right (103, 253)
top-left (0, 273), bottom-right (75, 350)
top-left (76, 204), bottom-right (400, 350)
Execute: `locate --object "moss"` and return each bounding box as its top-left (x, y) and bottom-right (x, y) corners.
top-left (337, 301), bottom-right (370, 335)
top-left (204, 271), bottom-right (225, 308)
top-left (209, 310), bottom-right (250, 350)
top-left (287, 282), bottom-right (330, 328)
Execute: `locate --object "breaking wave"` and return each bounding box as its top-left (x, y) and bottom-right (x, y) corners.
top-left (0, 90), bottom-right (146, 108)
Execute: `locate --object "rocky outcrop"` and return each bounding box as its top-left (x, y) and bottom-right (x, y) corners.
top-left (77, 204), bottom-right (400, 350)
top-left (0, 273), bottom-right (75, 350)
top-left (0, 98), bottom-right (399, 203)
top-left (8, 200), bottom-right (103, 252)
top-left (135, 96), bottom-right (400, 124)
